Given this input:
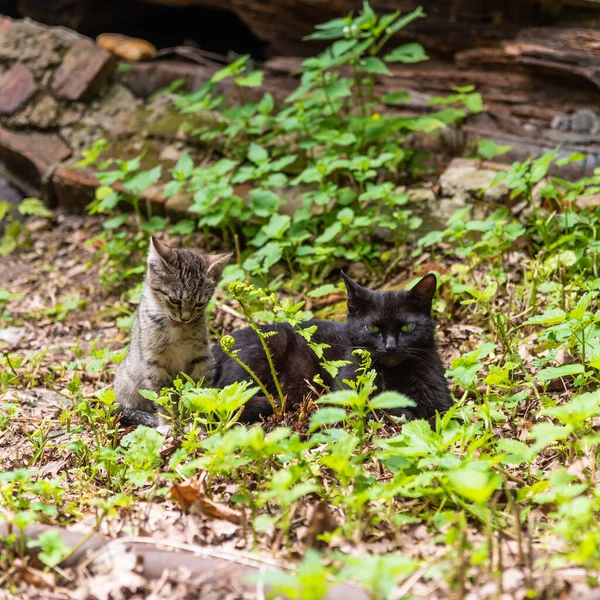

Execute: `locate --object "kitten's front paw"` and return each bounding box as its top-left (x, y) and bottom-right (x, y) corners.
top-left (116, 406), bottom-right (159, 428)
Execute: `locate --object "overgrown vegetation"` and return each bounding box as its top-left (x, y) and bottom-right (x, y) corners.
top-left (2, 2), bottom-right (600, 598)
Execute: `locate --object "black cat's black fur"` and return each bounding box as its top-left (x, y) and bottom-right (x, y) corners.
top-left (212, 320), bottom-right (348, 422)
top-left (212, 273), bottom-right (453, 422)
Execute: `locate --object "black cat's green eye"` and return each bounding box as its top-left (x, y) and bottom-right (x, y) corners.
top-left (168, 297), bottom-right (181, 306)
top-left (195, 301), bottom-right (206, 309)
top-left (366, 324), bottom-right (380, 333)
top-left (401, 323), bottom-right (415, 333)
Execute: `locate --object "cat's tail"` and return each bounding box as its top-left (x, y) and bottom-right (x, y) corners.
top-left (115, 406), bottom-right (159, 427)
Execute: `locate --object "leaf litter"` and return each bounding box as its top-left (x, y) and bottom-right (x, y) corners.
top-left (0, 207), bottom-right (599, 600)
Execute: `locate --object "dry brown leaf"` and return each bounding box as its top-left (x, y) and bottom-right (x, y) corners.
top-left (170, 481), bottom-right (242, 525)
top-left (14, 560), bottom-right (55, 590)
top-left (74, 571), bottom-right (147, 600)
top-left (169, 479), bottom-right (201, 512)
top-left (190, 496), bottom-right (242, 525)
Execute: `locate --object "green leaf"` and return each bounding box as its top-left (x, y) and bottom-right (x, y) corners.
top-left (337, 207), bottom-right (354, 224)
top-left (248, 142), bottom-right (268, 164)
top-left (102, 214), bottom-right (128, 230)
top-left (258, 92), bottom-right (275, 114)
top-left (317, 390), bottom-right (358, 406)
top-left (524, 309), bottom-right (566, 326)
top-left (530, 152), bottom-right (556, 183)
top-left (370, 392), bottom-right (415, 410)
top-left (543, 250), bottom-right (577, 272)
top-left (381, 91), bottom-right (411, 105)
top-left (335, 132), bottom-right (357, 146)
top-left (262, 214), bottom-right (291, 239)
top-left (406, 116), bottom-right (446, 133)
top-left (18, 198), bottom-right (53, 218)
top-left (384, 43), bottom-right (428, 64)
top-left (124, 166), bottom-right (162, 194)
top-left (244, 241), bottom-right (283, 273)
top-left (556, 152), bottom-right (585, 167)
top-left (331, 38), bottom-right (358, 57)
top-left (235, 70), bottom-right (264, 87)
top-left (307, 284), bottom-right (337, 298)
top-left (315, 222), bottom-right (342, 244)
top-left (27, 531), bottom-right (71, 568)
top-left (477, 139), bottom-right (512, 160)
top-left (211, 55), bottom-right (250, 82)
top-left (447, 468), bottom-right (501, 504)
top-left (304, 17), bottom-right (347, 40)
top-left (418, 230), bottom-right (444, 247)
top-left (0, 200), bottom-right (11, 221)
top-left (250, 189), bottom-right (282, 217)
top-left (528, 422), bottom-right (572, 453)
top-left (387, 6), bottom-right (426, 34)
top-left (588, 347), bottom-right (600, 370)
top-left (172, 152), bottom-right (194, 180)
top-left (569, 292), bottom-right (593, 320)
top-left (309, 407), bottom-right (348, 431)
top-left (542, 390), bottom-right (600, 425)
top-left (536, 364), bottom-right (585, 382)
top-left (461, 93), bottom-right (484, 113)
top-left (497, 439), bottom-right (536, 465)
top-left (359, 56), bottom-right (392, 75)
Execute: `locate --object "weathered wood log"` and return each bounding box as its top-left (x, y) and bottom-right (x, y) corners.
top-left (14, 0), bottom-right (600, 56)
top-left (0, 522), bottom-right (371, 600)
top-left (504, 27), bottom-right (600, 89)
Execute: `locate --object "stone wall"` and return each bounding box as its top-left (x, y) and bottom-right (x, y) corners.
top-left (0, 18), bottom-right (113, 196)
top-left (0, 17), bottom-right (207, 216)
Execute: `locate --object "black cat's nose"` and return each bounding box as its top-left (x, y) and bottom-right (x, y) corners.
top-left (384, 335), bottom-right (397, 352)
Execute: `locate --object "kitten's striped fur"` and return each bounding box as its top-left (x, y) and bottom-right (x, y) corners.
top-left (114, 237), bottom-right (230, 425)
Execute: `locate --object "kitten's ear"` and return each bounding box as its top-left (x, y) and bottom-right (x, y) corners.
top-left (341, 271), bottom-right (370, 314)
top-left (408, 273), bottom-right (437, 310)
top-left (205, 252), bottom-right (232, 282)
top-left (148, 236), bottom-right (175, 266)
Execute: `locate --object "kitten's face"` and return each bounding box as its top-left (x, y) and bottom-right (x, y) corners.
top-left (146, 237), bottom-right (231, 325)
top-left (342, 273), bottom-right (437, 367)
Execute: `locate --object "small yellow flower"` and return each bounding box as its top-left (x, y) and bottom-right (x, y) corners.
top-left (371, 113), bottom-right (381, 120)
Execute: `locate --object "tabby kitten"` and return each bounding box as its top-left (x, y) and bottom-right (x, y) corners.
top-left (212, 273), bottom-right (452, 422)
top-left (114, 237), bottom-right (230, 426)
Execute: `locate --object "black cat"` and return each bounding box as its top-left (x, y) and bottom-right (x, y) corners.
top-left (212, 273), bottom-right (453, 422)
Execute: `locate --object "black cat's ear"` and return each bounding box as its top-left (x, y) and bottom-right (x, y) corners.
top-left (341, 271), bottom-right (370, 314)
top-left (148, 236), bottom-right (175, 267)
top-left (205, 252), bottom-right (232, 283)
top-left (408, 273), bottom-right (437, 311)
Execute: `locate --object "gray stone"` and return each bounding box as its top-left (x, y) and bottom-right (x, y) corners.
top-left (159, 144), bottom-right (184, 163)
top-left (577, 193), bottom-right (600, 210)
top-left (406, 187), bottom-right (436, 204)
top-left (9, 93), bottom-right (59, 129)
top-left (0, 19), bottom-right (75, 76)
top-left (439, 158), bottom-right (508, 202)
top-left (30, 94), bottom-right (60, 128)
top-left (0, 326), bottom-right (26, 346)
top-left (57, 103), bottom-right (85, 127)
